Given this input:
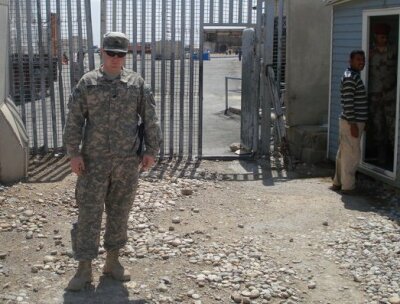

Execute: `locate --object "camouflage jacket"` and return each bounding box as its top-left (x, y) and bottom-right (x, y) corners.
top-left (63, 67), bottom-right (161, 159)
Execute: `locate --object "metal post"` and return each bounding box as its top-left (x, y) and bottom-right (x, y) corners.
top-left (169, 0), bottom-right (176, 157)
top-left (260, 0), bottom-right (275, 156)
top-left (189, 0), bottom-right (195, 158)
top-left (179, 0), bottom-right (185, 157)
top-left (77, 0), bottom-right (84, 77)
top-left (160, 0), bottom-right (166, 158)
top-left (36, 0), bottom-right (48, 152)
top-left (121, 0), bottom-right (126, 33)
top-left (151, 0), bottom-right (155, 91)
top-left (45, 0), bottom-right (56, 148)
top-left (132, 0), bottom-right (137, 72)
top-left (241, 28), bottom-right (256, 151)
top-left (67, 0), bottom-right (75, 87)
top-left (14, 2), bottom-right (26, 125)
top-left (112, 0), bottom-right (116, 31)
top-left (276, 0), bottom-right (284, 91)
top-left (141, 0), bottom-right (146, 78)
top-left (198, 0), bottom-right (204, 157)
top-left (85, 0), bottom-right (95, 71)
top-left (225, 76), bottom-right (228, 114)
top-left (56, 0), bottom-right (65, 142)
top-left (26, 0), bottom-right (38, 151)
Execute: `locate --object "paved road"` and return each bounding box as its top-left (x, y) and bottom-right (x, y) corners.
top-left (202, 56), bottom-right (242, 156)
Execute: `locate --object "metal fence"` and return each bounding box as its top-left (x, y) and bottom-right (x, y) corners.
top-left (102, 0), bottom-right (259, 158)
top-left (8, 0), bottom-right (94, 154)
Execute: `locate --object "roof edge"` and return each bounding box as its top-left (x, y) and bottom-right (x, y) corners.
top-left (323, 0), bottom-right (354, 6)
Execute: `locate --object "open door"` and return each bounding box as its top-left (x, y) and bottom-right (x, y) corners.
top-left (362, 10), bottom-right (400, 179)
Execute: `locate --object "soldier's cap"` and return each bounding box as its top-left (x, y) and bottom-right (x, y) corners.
top-left (373, 23), bottom-right (391, 35)
top-left (103, 32), bottom-right (129, 53)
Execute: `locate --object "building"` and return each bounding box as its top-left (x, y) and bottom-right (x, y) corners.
top-left (326, 0), bottom-right (400, 187)
top-left (203, 26), bottom-right (245, 53)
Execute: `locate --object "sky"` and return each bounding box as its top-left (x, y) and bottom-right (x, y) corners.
top-left (91, 0), bottom-right (101, 46)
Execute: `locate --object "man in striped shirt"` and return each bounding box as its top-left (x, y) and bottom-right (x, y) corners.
top-left (332, 50), bottom-right (368, 194)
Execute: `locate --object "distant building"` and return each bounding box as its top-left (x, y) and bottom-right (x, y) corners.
top-left (203, 26), bottom-right (246, 53)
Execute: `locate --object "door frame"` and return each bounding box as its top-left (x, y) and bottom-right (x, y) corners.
top-left (361, 8), bottom-right (400, 179)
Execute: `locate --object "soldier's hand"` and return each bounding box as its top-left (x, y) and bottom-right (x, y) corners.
top-left (70, 156), bottom-right (85, 176)
top-left (350, 123), bottom-right (359, 138)
top-left (140, 155), bottom-right (155, 172)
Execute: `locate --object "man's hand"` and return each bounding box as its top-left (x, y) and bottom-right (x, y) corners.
top-left (140, 155), bottom-right (155, 172)
top-left (350, 123), bottom-right (359, 138)
top-left (70, 156), bottom-right (85, 176)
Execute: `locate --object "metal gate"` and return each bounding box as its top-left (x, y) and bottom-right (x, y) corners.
top-left (102, 0), bottom-right (260, 158)
top-left (8, 0), bottom-right (94, 154)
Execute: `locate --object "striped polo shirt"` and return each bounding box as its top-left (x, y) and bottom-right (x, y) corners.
top-left (340, 68), bottom-right (368, 122)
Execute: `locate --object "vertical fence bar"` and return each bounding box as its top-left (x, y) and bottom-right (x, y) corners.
top-left (252, 0), bottom-right (263, 154)
top-left (179, 0), bottom-right (185, 157)
top-left (229, 0), bottom-right (233, 24)
top-left (67, 0), bottom-right (75, 87)
top-left (56, 0), bottom-right (66, 136)
top-left (45, 0), bottom-right (57, 148)
top-left (188, 0), bottom-right (195, 158)
top-left (77, 0), bottom-right (85, 77)
top-left (132, 0), bottom-right (137, 72)
top-left (209, 0), bottom-right (214, 24)
top-left (219, 0), bottom-right (223, 24)
top-left (247, 0), bottom-right (253, 25)
top-left (26, 0), bottom-right (38, 151)
top-left (276, 0), bottom-right (284, 90)
top-left (100, 0), bottom-right (107, 43)
top-left (169, 0), bottom-right (176, 156)
top-left (141, 0), bottom-right (145, 78)
top-left (121, 0), bottom-right (126, 33)
top-left (260, 0), bottom-right (275, 156)
top-left (151, 0), bottom-right (155, 94)
top-left (160, 0), bottom-right (166, 158)
top-left (198, 0), bottom-right (204, 157)
top-left (14, 1), bottom-right (26, 125)
top-left (36, 0), bottom-right (48, 152)
top-left (238, 0), bottom-right (243, 24)
top-left (112, 0), bottom-right (116, 31)
top-left (85, 0), bottom-right (95, 71)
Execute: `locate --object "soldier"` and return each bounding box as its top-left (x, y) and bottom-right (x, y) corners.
top-left (367, 23), bottom-right (397, 165)
top-left (63, 32), bottom-right (161, 291)
top-left (332, 50), bottom-right (368, 195)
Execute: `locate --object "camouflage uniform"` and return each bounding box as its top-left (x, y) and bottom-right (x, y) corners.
top-left (368, 44), bottom-right (397, 156)
top-left (64, 67), bottom-right (161, 261)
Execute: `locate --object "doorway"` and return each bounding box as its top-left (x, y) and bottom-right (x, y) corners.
top-left (362, 10), bottom-right (400, 178)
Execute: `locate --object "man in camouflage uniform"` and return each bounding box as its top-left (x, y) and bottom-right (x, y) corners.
top-left (63, 32), bottom-right (161, 291)
top-left (368, 23), bottom-right (397, 164)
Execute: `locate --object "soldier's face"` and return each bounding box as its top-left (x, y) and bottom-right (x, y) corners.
top-left (350, 54), bottom-right (365, 72)
top-left (375, 34), bottom-right (388, 47)
top-left (101, 49), bottom-right (126, 74)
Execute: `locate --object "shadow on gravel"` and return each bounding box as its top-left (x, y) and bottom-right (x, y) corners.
top-left (63, 276), bottom-right (147, 304)
top-left (27, 153), bottom-right (71, 183)
top-left (340, 173), bottom-right (400, 224)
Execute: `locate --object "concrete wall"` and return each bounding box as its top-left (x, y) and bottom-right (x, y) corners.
top-left (0, 0), bottom-right (8, 101)
top-left (285, 0), bottom-right (331, 126)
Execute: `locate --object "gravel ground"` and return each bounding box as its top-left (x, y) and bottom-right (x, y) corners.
top-left (0, 157), bottom-right (399, 304)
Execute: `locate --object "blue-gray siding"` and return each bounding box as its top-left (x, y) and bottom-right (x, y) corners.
top-left (329, 0), bottom-right (400, 180)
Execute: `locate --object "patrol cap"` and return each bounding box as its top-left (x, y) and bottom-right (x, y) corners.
top-left (103, 32), bottom-right (129, 53)
top-left (373, 23), bottom-right (391, 35)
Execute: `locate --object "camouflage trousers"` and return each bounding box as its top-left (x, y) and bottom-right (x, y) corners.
top-left (368, 93), bottom-right (396, 149)
top-left (71, 156), bottom-right (139, 261)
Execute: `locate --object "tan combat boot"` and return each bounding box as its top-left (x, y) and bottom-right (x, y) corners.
top-left (66, 260), bottom-right (93, 291)
top-left (103, 250), bottom-right (131, 281)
